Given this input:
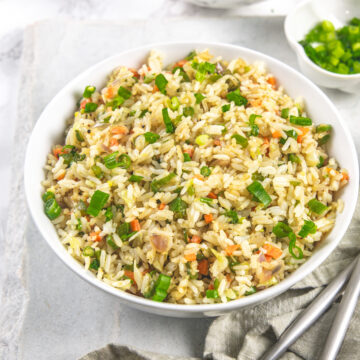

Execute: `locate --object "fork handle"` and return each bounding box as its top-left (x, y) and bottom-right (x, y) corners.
top-left (319, 256), bottom-right (360, 360)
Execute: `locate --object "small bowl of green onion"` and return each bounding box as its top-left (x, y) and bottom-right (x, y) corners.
top-left (285, 0), bottom-right (360, 93)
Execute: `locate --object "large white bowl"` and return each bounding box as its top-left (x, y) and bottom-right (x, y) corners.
top-left (24, 42), bottom-right (359, 318)
top-left (182, 0), bottom-right (263, 9)
top-left (285, 0), bottom-right (360, 93)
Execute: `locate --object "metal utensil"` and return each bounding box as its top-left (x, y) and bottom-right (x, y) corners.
top-left (319, 256), bottom-right (360, 360)
top-left (260, 257), bottom-right (358, 360)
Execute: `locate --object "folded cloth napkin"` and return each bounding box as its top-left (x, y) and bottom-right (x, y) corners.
top-left (80, 198), bottom-right (360, 360)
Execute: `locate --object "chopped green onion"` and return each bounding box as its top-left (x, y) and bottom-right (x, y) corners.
top-left (183, 153), bottom-right (191, 162)
top-left (249, 114), bottom-right (261, 137)
top-left (290, 115), bottom-right (312, 126)
top-left (185, 50), bottom-right (196, 61)
top-left (231, 134), bottom-right (248, 148)
top-left (222, 104), bottom-right (230, 112)
top-left (195, 134), bottom-right (210, 146)
top-left (206, 289), bottom-right (219, 299)
top-left (91, 165), bottom-right (103, 179)
top-left (183, 106), bottom-right (194, 117)
top-left (144, 132), bottom-right (160, 144)
top-left (288, 154), bottom-right (301, 164)
top-left (83, 246), bottom-right (95, 257)
top-left (86, 190), bottom-right (109, 217)
top-left (107, 96), bottom-right (124, 110)
top-left (187, 184), bottom-right (195, 196)
top-left (308, 199), bottom-right (328, 214)
top-left (194, 93), bottom-right (206, 104)
top-left (169, 96), bottom-right (180, 110)
top-left (184, 230), bottom-right (189, 243)
top-left (273, 222), bottom-right (292, 238)
top-left (151, 173), bottom-right (176, 193)
top-left (139, 109), bottom-right (149, 118)
top-left (200, 197), bottom-right (213, 205)
top-left (316, 124), bottom-right (332, 133)
top-left (60, 147), bottom-right (86, 167)
top-left (228, 257), bottom-right (241, 273)
top-left (105, 207), bottom-right (113, 222)
top-left (169, 197), bottom-right (188, 219)
top-left (84, 102), bottom-right (98, 113)
top-left (103, 151), bottom-right (120, 169)
top-left (251, 172), bottom-right (265, 181)
top-left (298, 220), bottom-right (317, 238)
top-left (144, 74), bottom-right (155, 84)
top-left (290, 180), bottom-right (301, 186)
top-left (76, 218), bottom-right (82, 231)
top-left (155, 74), bottom-right (168, 94)
top-left (117, 86), bottom-right (131, 99)
top-left (44, 198), bottom-right (62, 220)
top-left (226, 89), bottom-right (248, 106)
top-left (317, 156), bottom-right (325, 168)
top-left (200, 166), bottom-right (211, 177)
top-left (129, 175), bottom-right (144, 182)
top-left (245, 286), bottom-right (257, 296)
top-left (288, 232), bottom-right (304, 259)
top-left (106, 235), bottom-right (119, 250)
top-left (172, 66), bottom-right (190, 82)
top-left (209, 73), bottom-right (222, 83)
top-left (318, 134), bottom-right (330, 145)
top-left (151, 274), bottom-right (171, 302)
top-left (89, 259), bottom-right (100, 270)
top-left (42, 191), bottom-right (55, 202)
top-left (225, 209), bottom-right (239, 224)
top-left (247, 181), bottom-right (272, 207)
top-left (214, 278), bottom-right (220, 290)
top-left (281, 108), bottom-right (289, 119)
top-left (75, 129), bottom-right (84, 142)
top-left (118, 154), bottom-right (131, 169)
top-left (162, 108), bottom-right (175, 133)
top-left (83, 85), bottom-right (96, 98)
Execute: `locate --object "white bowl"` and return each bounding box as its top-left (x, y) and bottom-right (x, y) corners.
top-left (182, 0), bottom-right (262, 9)
top-left (284, 0), bottom-right (360, 93)
top-left (24, 42), bottom-right (359, 318)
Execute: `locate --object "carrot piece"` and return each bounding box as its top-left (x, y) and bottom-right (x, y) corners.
top-left (272, 130), bottom-right (282, 138)
top-left (109, 137), bottom-right (118, 147)
top-left (265, 254), bottom-right (272, 262)
top-left (53, 146), bottom-right (64, 158)
top-left (111, 126), bottom-right (128, 135)
top-left (174, 59), bottom-right (187, 68)
top-left (80, 98), bottom-right (91, 109)
top-left (198, 259), bottom-right (209, 275)
top-left (225, 244), bottom-right (240, 256)
top-left (185, 253), bottom-right (196, 262)
top-left (183, 147), bottom-right (194, 158)
top-left (130, 219), bottom-right (141, 232)
top-left (190, 235), bottom-right (201, 244)
top-left (263, 243), bottom-right (282, 259)
top-left (226, 274), bottom-right (232, 283)
top-left (105, 86), bottom-right (114, 99)
top-left (267, 76), bottom-right (277, 88)
top-left (56, 172), bottom-right (65, 181)
top-left (208, 284), bottom-right (214, 290)
top-left (341, 172), bottom-right (349, 181)
top-left (152, 84), bottom-right (159, 93)
top-left (194, 174), bottom-right (204, 181)
top-left (129, 68), bottom-right (140, 78)
top-left (90, 231), bottom-right (102, 242)
top-left (204, 214), bottom-right (213, 224)
top-left (250, 99), bottom-right (262, 107)
top-left (159, 203), bottom-right (166, 210)
top-left (124, 270), bottom-right (135, 282)
top-left (213, 139), bottom-right (221, 146)
top-left (207, 192), bottom-right (217, 199)
top-left (297, 127), bottom-right (310, 143)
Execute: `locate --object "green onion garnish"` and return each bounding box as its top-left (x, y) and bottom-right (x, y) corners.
top-left (172, 66), bottom-right (190, 82)
top-left (273, 222), bottom-right (292, 238)
top-left (226, 88), bottom-right (248, 106)
top-left (151, 173), bottom-right (176, 193)
top-left (249, 114), bottom-right (261, 137)
top-left (75, 130), bottom-right (84, 142)
top-left (44, 197), bottom-right (61, 220)
top-left (105, 207), bottom-right (113, 222)
top-left (129, 175), bottom-right (144, 182)
top-left (245, 286), bottom-right (257, 296)
top-left (206, 289), bottom-right (219, 299)
top-left (42, 191), bottom-right (55, 202)
top-left (91, 165), bottom-right (103, 179)
top-left (169, 197), bottom-right (188, 219)
top-left (106, 235), bottom-right (119, 250)
top-left (103, 152), bottom-right (131, 169)
top-left (289, 115), bottom-right (312, 126)
top-left (317, 156), bottom-right (324, 168)
top-left (231, 134), bottom-right (248, 148)
top-left (200, 166), bottom-right (211, 177)
top-left (117, 86), bottom-right (132, 99)
top-left (308, 199), bottom-right (328, 214)
top-left (183, 106), bottom-right (194, 117)
top-left (169, 96), bottom-right (180, 111)
top-left (144, 132), bottom-right (160, 144)
top-left (316, 124), bottom-right (332, 133)
top-left (139, 109), bottom-right (149, 118)
top-left (194, 93), bottom-right (206, 104)
top-left (281, 108), bottom-right (289, 119)
top-left (84, 102), bottom-right (98, 113)
top-left (144, 74), bottom-right (155, 84)
top-left (83, 246), bottom-right (95, 257)
top-left (288, 232), bottom-right (304, 259)
top-left (183, 153), bottom-right (191, 162)
top-left (222, 104), bottom-right (230, 112)
top-left (185, 50), bottom-right (196, 61)
top-left (86, 190), bottom-right (109, 217)
top-left (76, 218), bottom-right (82, 231)
top-left (288, 154), bottom-right (301, 164)
top-left (247, 181), bottom-right (272, 207)
top-left (151, 274), bottom-right (172, 302)
top-left (83, 86), bottom-right (96, 98)
top-left (60, 147), bottom-right (86, 167)
top-left (162, 108), bottom-right (175, 133)
top-left (251, 172), bottom-right (265, 181)
top-left (225, 209), bottom-right (239, 224)
top-left (118, 154), bottom-right (131, 169)
top-left (318, 134), bottom-right (330, 145)
top-left (155, 74), bottom-right (168, 94)
top-left (200, 197), bottom-right (213, 205)
top-left (298, 220), bottom-right (317, 238)
top-left (89, 259), bottom-right (100, 270)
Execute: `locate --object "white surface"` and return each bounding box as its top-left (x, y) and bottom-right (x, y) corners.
top-left (285, 0), bottom-right (360, 93)
top-left (25, 40), bottom-right (359, 318)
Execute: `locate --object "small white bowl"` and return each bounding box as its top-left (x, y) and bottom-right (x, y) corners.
top-left (24, 42), bottom-right (359, 318)
top-left (285, 0), bottom-right (360, 93)
top-left (182, 0), bottom-right (262, 9)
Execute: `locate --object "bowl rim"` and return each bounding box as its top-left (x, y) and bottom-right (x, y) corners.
top-left (24, 40), bottom-right (359, 314)
top-left (284, 0), bottom-right (360, 80)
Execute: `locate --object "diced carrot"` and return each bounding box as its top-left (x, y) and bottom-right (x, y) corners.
top-left (226, 274), bottom-right (232, 283)
top-left (198, 259), bottom-right (209, 275)
top-left (342, 172), bottom-right (349, 181)
top-left (130, 219), bottom-right (141, 232)
top-left (272, 130), bottom-right (282, 138)
top-left (152, 84), bottom-right (159, 93)
top-left (190, 235), bottom-right (201, 244)
top-left (90, 231), bottom-right (102, 242)
top-left (124, 270), bottom-right (135, 282)
top-left (204, 214), bottom-right (213, 223)
top-left (129, 68), bottom-right (140, 78)
top-left (174, 59), bottom-right (187, 68)
top-left (267, 76), bottom-right (277, 89)
top-left (53, 146), bottom-right (64, 159)
top-left (183, 147), bottom-right (194, 158)
top-left (109, 137), bottom-right (118, 147)
top-left (159, 203), bottom-right (166, 210)
top-left (250, 99), bottom-right (262, 107)
top-left (213, 139), bottom-right (221, 146)
top-left (80, 98), bottom-right (91, 109)
top-left (185, 253), bottom-right (196, 262)
top-left (225, 244), bottom-right (240, 256)
top-left (56, 172), bottom-right (65, 181)
top-left (194, 174), bottom-right (203, 181)
top-left (265, 254), bottom-right (272, 262)
top-left (297, 127), bottom-right (310, 143)
top-left (263, 243), bottom-right (282, 259)
top-left (207, 192), bottom-right (217, 199)
top-left (105, 86), bottom-right (114, 99)
top-left (208, 284), bottom-right (214, 290)
top-left (111, 126), bottom-right (128, 135)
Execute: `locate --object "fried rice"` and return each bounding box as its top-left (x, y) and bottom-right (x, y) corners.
top-left (41, 49), bottom-right (348, 304)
